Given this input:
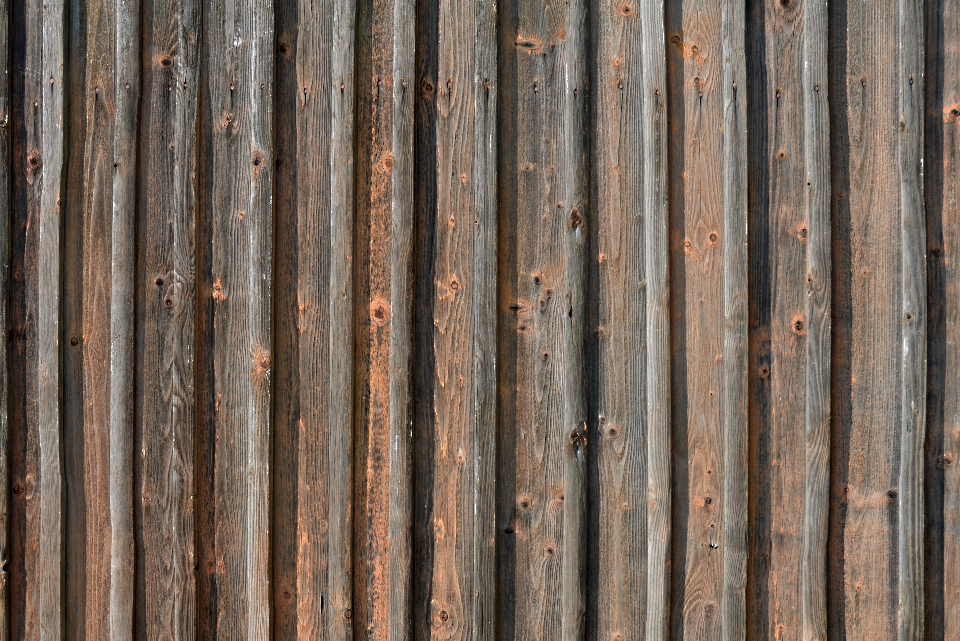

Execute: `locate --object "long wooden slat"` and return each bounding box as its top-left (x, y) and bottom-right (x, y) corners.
top-left (351, 0), bottom-right (414, 635)
top-left (136, 0), bottom-right (200, 634)
top-left (271, 0), bottom-right (355, 634)
top-left (589, 0), bottom-right (670, 639)
top-left (828, 0), bottom-right (925, 638)
top-left (666, 0), bottom-right (748, 637)
top-left (497, 0), bottom-right (588, 638)
top-left (196, 0), bottom-right (274, 635)
top-left (745, 0), bottom-right (831, 640)
top-left (411, 0), bottom-right (497, 635)
top-left (0, 0), bottom-right (10, 632)
top-left (925, 0), bottom-right (959, 637)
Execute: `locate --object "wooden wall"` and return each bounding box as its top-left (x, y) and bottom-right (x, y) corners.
top-left (0, 0), bottom-right (957, 638)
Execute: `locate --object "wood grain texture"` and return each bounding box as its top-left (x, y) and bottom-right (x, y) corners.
top-left (351, 0), bottom-right (414, 636)
top-left (196, 0), bottom-right (274, 635)
top-left (8, 0), bottom-right (66, 635)
top-left (136, 0), bottom-right (200, 634)
top-left (589, 0), bottom-right (670, 638)
top-left (666, 0), bottom-right (748, 638)
top-left (412, 0), bottom-right (497, 636)
top-left (828, 0), bottom-right (925, 638)
top-left (497, 0), bottom-right (588, 638)
top-left (745, 0), bottom-right (831, 640)
top-left (0, 0), bottom-right (10, 632)
top-left (271, 0), bottom-right (356, 635)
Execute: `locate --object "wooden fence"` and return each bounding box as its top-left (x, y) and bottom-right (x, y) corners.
top-left (0, 0), bottom-right (957, 638)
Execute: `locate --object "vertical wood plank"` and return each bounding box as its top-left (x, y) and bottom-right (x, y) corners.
top-left (411, 0), bottom-right (497, 635)
top-left (497, 0), bottom-right (588, 638)
top-left (136, 0), bottom-right (200, 634)
top-left (665, 0), bottom-right (748, 638)
top-left (271, 0), bottom-right (356, 634)
top-left (924, 0), bottom-right (958, 637)
top-left (745, 0), bottom-right (831, 640)
top-left (196, 0), bottom-right (274, 635)
top-left (8, 0), bottom-right (66, 635)
top-left (351, 0), bottom-right (414, 635)
top-left (0, 0), bottom-right (10, 632)
top-left (828, 0), bottom-right (925, 638)
top-left (589, 0), bottom-right (670, 638)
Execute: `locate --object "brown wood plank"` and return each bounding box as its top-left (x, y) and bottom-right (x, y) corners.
top-left (0, 0), bottom-right (10, 632)
top-left (196, 0), bottom-right (274, 635)
top-left (271, 0), bottom-right (356, 635)
top-left (745, 0), bottom-right (831, 640)
top-left (351, 0), bottom-right (414, 636)
top-left (497, 0), bottom-right (588, 638)
top-left (136, 0), bottom-right (200, 635)
top-left (411, 0), bottom-right (497, 635)
top-left (666, 0), bottom-right (749, 638)
top-left (828, 0), bottom-right (926, 638)
top-left (588, 0), bottom-right (670, 639)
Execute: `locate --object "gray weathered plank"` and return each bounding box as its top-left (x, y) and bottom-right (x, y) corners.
top-left (196, 0), bottom-right (274, 635)
top-left (498, 0), bottom-right (588, 638)
top-left (745, 0), bottom-right (831, 639)
top-left (589, 0), bottom-right (670, 638)
top-left (271, 0), bottom-right (356, 634)
top-left (137, 0), bottom-right (200, 634)
top-left (351, 0), bottom-right (414, 635)
top-left (666, 0), bottom-right (749, 637)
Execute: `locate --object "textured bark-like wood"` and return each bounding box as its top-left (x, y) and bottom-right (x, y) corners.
top-left (666, 0), bottom-right (749, 638)
top-left (0, 0), bottom-right (9, 633)
top-left (351, 0), bottom-right (414, 636)
top-left (497, 0), bottom-right (588, 638)
top-left (589, 0), bottom-right (670, 639)
top-left (136, 0), bottom-right (200, 635)
top-left (196, 0), bottom-right (274, 636)
top-left (746, 0), bottom-right (831, 640)
top-left (411, 0), bottom-right (497, 636)
top-left (828, 0), bottom-right (925, 638)
top-left (271, 0), bottom-right (355, 635)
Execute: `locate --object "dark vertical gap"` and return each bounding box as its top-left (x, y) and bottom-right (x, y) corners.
top-left (664, 0), bottom-right (687, 638)
top-left (410, 0), bottom-right (437, 635)
top-left (62, 0), bottom-right (86, 633)
top-left (269, 0), bottom-right (300, 636)
top-left (923, 0), bottom-right (946, 637)
top-left (495, 0), bottom-right (518, 636)
top-left (826, 0), bottom-right (850, 637)
top-left (744, 0), bottom-right (770, 639)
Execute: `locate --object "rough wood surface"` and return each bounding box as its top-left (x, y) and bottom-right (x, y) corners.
top-left (271, 0), bottom-right (356, 634)
top-left (136, 0), bottom-right (200, 634)
top-left (0, 0), bottom-right (9, 632)
top-left (666, 0), bottom-right (749, 638)
top-left (589, 0), bottom-right (670, 639)
top-left (195, 0), bottom-right (274, 635)
top-left (746, 0), bottom-right (831, 640)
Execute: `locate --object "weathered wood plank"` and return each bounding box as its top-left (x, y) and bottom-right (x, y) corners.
top-left (589, 0), bottom-right (670, 638)
top-left (8, 0), bottom-right (66, 635)
top-left (411, 0), bottom-right (497, 635)
top-left (666, 0), bottom-right (748, 637)
top-left (0, 0), bottom-right (10, 632)
top-left (196, 0), bottom-right (274, 635)
top-left (136, 0), bottom-right (200, 634)
top-left (924, 0), bottom-right (959, 637)
top-left (828, 0), bottom-right (925, 638)
top-left (497, 0), bottom-right (588, 638)
top-left (745, 0), bottom-right (831, 640)
top-left (271, 0), bottom-right (356, 634)
top-left (351, 0), bottom-right (414, 635)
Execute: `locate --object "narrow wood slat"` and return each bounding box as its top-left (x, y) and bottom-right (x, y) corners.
top-left (828, 0), bottom-right (926, 638)
top-left (136, 0), bottom-right (200, 634)
top-left (351, 0), bottom-right (414, 635)
top-left (272, 0), bottom-right (355, 634)
top-left (497, 0), bottom-right (588, 638)
top-left (666, 0), bottom-right (749, 638)
top-left (0, 0), bottom-right (10, 632)
top-left (196, 0), bottom-right (274, 635)
top-left (745, 0), bottom-right (830, 640)
top-left (589, 0), bottom-right (670, 638)
top-left (412, 0), bottom-right (497, 635)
